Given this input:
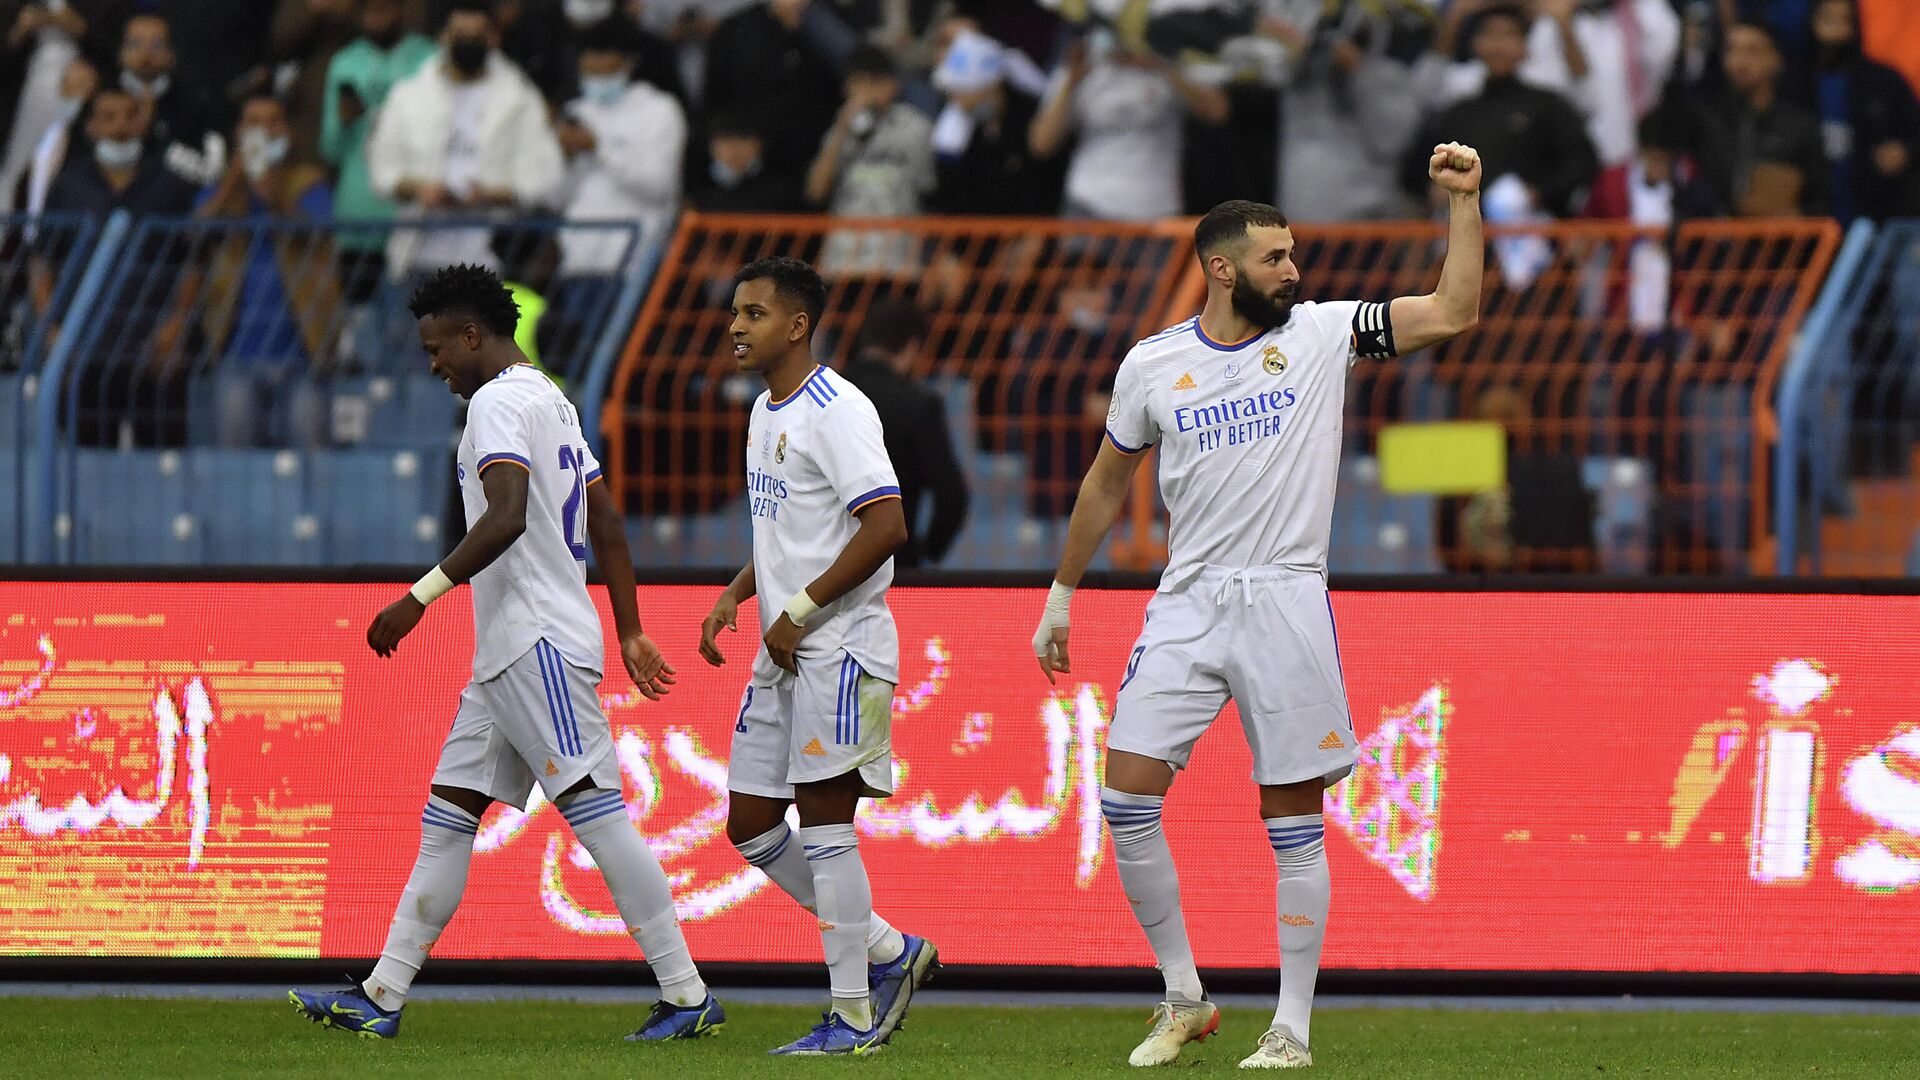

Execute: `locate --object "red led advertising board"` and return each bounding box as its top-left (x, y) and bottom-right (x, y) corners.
top-left (3, 583), bottom-right (1917, 974)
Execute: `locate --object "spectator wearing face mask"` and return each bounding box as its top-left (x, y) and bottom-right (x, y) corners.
top-left (367, 0), bottom-right (563, 273)
top-left (686, 109), bottom-right (804, 212)
top-left (555, 15), bottom-right (686, 274)
top-left (155, 94), bottom-right (337, 447)
top-left (322, 0), bottom-right (437, 297)
top-left (506, 0), bottom-right (687, 106)
top-left (37, 85), bottom-right (201, 446)
top-left (116, 11), bottom-right (228, 187)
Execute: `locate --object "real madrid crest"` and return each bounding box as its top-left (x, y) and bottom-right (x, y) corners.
top-left (775, 431), bottom-right (787, 463)
top-left (1262, 345), bottom-right (1287, 376)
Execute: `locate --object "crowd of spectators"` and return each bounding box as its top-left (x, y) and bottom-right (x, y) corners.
top-left (2, 0), bottom-right (1916, 563)
top-left (7, 1), bottom-right (1915, 248)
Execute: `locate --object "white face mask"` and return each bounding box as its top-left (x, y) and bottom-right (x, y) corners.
top-left (579, 73), bottom-right (628, 107)
top-left (94, 137), bottom-right (141, 170)
top-left (119, 70), bottom-right (171, 99)
top-left (564, 0), bottom-right (615, 25)
top-left (240, 128), bottom-right (289, 181)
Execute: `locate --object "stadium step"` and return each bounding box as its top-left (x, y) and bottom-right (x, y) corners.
top-left (1818, 446), bottom-right (1920, 577)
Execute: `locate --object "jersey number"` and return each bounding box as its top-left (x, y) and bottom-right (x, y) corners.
top-left (559, 444), bottom-right (590, 561)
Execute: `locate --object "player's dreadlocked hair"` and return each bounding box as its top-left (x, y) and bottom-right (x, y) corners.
top-left (1193, 200), bottom-right (1290, 268)
top-left (734, 257), bottom-right (828, 337)
top-left (408, 263), bottom-right (520, 337)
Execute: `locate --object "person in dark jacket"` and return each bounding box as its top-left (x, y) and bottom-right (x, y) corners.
top-left (1809, 0), bottom-right (1920, 220)
top-left (1692, 20), bottom-right (1829, 216)
top-left (1402, 4), bottom-right (1599, 218)
top-left (686, 110), bottom-right (804, 213)
top-left (839, 297), bottom-right (969, 568)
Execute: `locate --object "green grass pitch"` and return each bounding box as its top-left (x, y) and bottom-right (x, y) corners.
top-left (7, 997), bottom-right (1919, 1078)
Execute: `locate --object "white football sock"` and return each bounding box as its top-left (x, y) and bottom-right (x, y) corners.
top-left (1266, 814), bottom-right (1329, 1046)
top-left (733, 821), bottom-right (905, 965)
top-left (798, 822), bottom-right (874, 1029)
top-left (560, 788), bottom-right (707, 1007)
top-left (364, 795), bottom-right (478, 1010)
top-left (1101, 787), bottom-right (1204, 1005)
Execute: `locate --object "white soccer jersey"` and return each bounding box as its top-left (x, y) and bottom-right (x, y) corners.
top-left (744, 364), bottom-right (902, 684)
top-left (457, 364), bottom-right (607, 682)
top-left (1105, 300), bottom-right (1396, 588)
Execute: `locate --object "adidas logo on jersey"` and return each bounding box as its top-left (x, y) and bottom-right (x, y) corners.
top-left (802, 738), bottom-right (827, 756)
top-left (1319, 731), bottom-right (1345, 750)
top-left (1172, 372), bottom-right (1198, 391)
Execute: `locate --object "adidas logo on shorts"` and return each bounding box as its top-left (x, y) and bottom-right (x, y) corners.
top-left (1319, 731), bottom-right (1345, 750)
top-left (802, 738), bottom-right (827, 756)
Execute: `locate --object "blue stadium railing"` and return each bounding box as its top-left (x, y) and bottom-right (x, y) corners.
top-left (1775, 218), bottom-right (1920, 576)
top-left (13, 213), bottom-right (647, 565)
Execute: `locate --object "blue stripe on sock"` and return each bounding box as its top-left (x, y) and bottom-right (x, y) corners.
top-left (1267, 827), bottom-right (1322, 839)
top-left (565, 801), bottom-right (628, 828)
top-left (421, 810), bottom-right (475, 832)
top-left (760, 831), bottom-right (791, 865)
top-left (421, 809), bottom-right (477, 834)
top-left (1271, 834), bottom-right (1324, 851)
top-left (803, 844), bottom-right (852, 861)
top-left (560, 794), bottom-right (623, 824)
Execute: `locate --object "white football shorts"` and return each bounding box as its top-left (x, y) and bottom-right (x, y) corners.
top-left (1107, 566), bottom-right (1358, 787)
top-left (727, 649), bottom-right (895, 800)
top-left (431, 639), bottom-right (620, 809)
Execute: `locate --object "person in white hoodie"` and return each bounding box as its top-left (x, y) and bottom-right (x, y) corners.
top-left (367, 0), bottom-right (563, 274)
top-left (555, 15), bottom-right (685, 278)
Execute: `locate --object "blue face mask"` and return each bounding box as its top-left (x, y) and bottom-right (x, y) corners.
top-left (709, 158), bottom-right (759, 188)
top-left (579, 74), bottom-right (628, 108)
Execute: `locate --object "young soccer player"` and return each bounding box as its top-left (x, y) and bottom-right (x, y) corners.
top-left (1033, 145), bottom-right (1485, 1069)
top-left (289, 264), bottom-right (721, 1042)
top-left (699, 257), bottom-right (939, 1056)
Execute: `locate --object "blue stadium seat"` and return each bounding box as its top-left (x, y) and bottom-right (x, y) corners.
top-left (1331, 457), bottom-right (1441, 573)
top-left (68, 449), bottom-right (201, 564)
top-left (398, 376), bottom-right (461, 451)
top-left (190, 449), bottom-right (319, 565)
top-left (1582, 456), bottom-right (1654, 574)
top-left (313, 448), bottom-right (446, 565)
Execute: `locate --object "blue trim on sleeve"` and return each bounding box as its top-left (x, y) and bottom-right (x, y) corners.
top-left (477, 451), bottom-right (531, 472)
top-left (1104, 428), bottom-right (1149, 455)
top-left (847, 485), bottom-right (902, 513)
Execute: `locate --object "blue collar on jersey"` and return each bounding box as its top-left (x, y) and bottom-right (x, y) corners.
top-left (1193, 322), bottom-right (1264, 352)
top-left (766, 365), bottom-right (834, 411)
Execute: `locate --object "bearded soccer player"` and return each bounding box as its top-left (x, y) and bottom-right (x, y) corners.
top-left (700, 257), bottom-right (939, 1056)
top-left (289, 264), bottom-right (720, 1042)
top-left (1033, 144), bottom-right (1485, 1069)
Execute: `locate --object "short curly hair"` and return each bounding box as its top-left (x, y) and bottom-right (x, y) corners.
top-left (408, 263), bottom-right (520, 338)
top-left (734, 257), bottom-right (827, 336)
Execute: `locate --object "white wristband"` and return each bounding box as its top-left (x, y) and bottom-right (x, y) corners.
top-left (783, 590), bottom-right (821, 627)
top-left (409, 565), bottom-right (454, 606)
top-left (1045, 581), bottom-right (1075, 617)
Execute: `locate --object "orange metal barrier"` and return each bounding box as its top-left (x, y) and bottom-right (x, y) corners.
top-left (605, 214), bottom-right (1838, 575)
top-left (1131, 218), bottom-right (1839, 574)
top-left (602, 213), bottom-right (1197, 567)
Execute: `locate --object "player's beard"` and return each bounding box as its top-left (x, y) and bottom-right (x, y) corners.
top-left (1230, 274), bottom-right (1298, 330)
